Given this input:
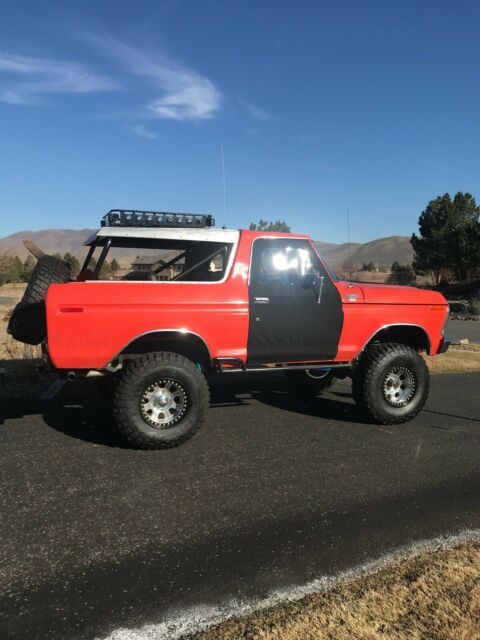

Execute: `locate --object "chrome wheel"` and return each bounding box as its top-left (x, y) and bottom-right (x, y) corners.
top-left (382, 366), bottom-right (416, 407)
top-left (139, 379), bottom-right (187, 428)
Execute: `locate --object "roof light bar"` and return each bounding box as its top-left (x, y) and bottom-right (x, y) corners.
top-left (101, 210), bottom-right (215, 228)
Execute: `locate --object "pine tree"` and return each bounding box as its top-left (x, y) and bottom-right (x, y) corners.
top-left (249, 220), bottom-right (291, 233)
top-left (411, 192), bottom-right (480, 282)
top-left (63, 253), bottom-right (81, 276)
top-left (22, 255), bottom-right (36, 282)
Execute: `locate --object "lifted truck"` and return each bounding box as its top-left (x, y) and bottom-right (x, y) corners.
top-left (9, 210), bottom-right (450, 449)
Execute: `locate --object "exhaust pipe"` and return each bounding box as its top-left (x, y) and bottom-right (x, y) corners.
top-left (66, 371), bottom-right (77, 381)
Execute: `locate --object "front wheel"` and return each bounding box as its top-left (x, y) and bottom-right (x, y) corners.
top-left (113, 352), bottom-right (209, 449)
top-left (352, 343), bottom-right (429, 424)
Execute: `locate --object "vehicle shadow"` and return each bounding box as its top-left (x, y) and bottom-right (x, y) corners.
top-left (0, 374), bottom-right (368, 448)
top-left (41, 378), bottom-right (130, 447)
top-left (42, 402), bottom-right (128, 447)
top-left (0, 378), bottom-right (128, 448)
top-left (208, 374), bottom-right (367, 424)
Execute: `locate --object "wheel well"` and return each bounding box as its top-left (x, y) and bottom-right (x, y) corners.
top-left (364, 325), bottom-right (431, 354)
top-left (119, 331), bottom-right (212, 369)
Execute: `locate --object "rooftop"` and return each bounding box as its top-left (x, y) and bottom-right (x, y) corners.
top-left (132, 251), bottom-right (184, 266)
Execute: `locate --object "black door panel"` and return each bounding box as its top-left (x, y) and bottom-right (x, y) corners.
top-left (247, 239), bottom-right (343, 364)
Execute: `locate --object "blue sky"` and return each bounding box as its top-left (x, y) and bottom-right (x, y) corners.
top-left (0, 0), bottom-right (479, 242)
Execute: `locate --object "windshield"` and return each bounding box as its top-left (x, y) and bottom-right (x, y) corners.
top-left (320, 256), bottom-right (338, 281)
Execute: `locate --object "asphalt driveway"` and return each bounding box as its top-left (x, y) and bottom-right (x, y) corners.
top-left (447, 318), bottom-right (480, 343)
top-left (1, 372), bottom-right (479, 639)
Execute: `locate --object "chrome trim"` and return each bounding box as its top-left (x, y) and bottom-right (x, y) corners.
top-left (359, 323), bottom-right (431, 355)
top-left (104, 328), bottom-right (212, 368)
top-left (220, 362), bottom-right (350, 373)
top-left (442, 306), bottom-right (449, 336)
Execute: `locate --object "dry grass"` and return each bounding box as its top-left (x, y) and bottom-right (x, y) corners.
top-left (425, 345), bottom-right (480, 374)
top-left (190, 542), bottom-right (480, 640)
top-left (0, 282), bottom-right (27, 296)
top-left (350, 271), bottom-right (391, 283)
top-left (0, 297), bottom-right (47, 399)
top-left (0, 302), bottom-right (40, 359)
top-left (349, 273), bottom-right (435, 285)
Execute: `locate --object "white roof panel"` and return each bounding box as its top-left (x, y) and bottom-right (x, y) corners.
top-left (84, 227), bottom-right (240, 245)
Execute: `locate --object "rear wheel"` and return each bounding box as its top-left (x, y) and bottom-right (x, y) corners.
top-left (113, 352), bottom-right (209, 449)
top-left (352, 343), bottom-right (429, 424)
top-left (285, 368), bottom-right (334, 398)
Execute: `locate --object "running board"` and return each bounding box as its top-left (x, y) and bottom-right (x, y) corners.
top-left (215, 357), bottom-right (351, 374)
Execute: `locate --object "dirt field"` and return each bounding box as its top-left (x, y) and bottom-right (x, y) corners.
top-left (0, 285), bottom-right (45, 398)
top-left (348, 271), bottom-right (435, 285)
top-left (424, 344), bottom-right (480, 373)
top-left (190, 540), bottom-right (480, 640)
top-left (0, 284), bottom-right (33, 354)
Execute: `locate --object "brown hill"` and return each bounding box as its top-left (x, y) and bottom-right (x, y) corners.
top-left (0, 229), bottom-right (96, 261)
top-left (0, 228), bottom-right (414, 270)
top-left (314, 236), bottom-right (413, 270)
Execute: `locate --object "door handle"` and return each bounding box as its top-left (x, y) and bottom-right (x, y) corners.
top-left (253, 296), bottom-right (269, 304)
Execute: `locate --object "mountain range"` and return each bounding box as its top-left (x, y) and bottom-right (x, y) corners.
top-left (0, 228), bottom-right (414, 270)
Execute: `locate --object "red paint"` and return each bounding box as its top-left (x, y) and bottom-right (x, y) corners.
top-left (46, 229), bottom-right (448, 370)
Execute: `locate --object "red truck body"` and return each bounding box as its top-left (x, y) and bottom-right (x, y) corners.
top-left (45, 229), bottom-right (448, 371)
top-left (8, 211), bottom-right (451, 447)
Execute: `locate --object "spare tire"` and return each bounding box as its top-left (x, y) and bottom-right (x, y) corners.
top-left (8, 256), bottom-right (71, 345)
top-left (22, 255), bottom-right (71, 305)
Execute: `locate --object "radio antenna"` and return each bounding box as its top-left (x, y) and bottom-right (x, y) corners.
top-left (221, 144), bottom-right (227, 222)
top-left (346, 207), bottom-right (352, 281)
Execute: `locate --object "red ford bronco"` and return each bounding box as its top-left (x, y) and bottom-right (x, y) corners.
top-left (9, 210), bottom-right (450, 449)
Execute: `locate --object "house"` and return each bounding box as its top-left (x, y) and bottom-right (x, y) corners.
top-left (131, 251), bottom-right (184, 280)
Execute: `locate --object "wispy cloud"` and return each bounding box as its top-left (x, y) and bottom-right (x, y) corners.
top-left (130, 124), bottom-right (157, 140)
top-left (92, 37), bottom-right (221, 122)
top-left (242, 101), bottom-right (273, 122)
top-left (0, 52), bottom-right (118, 104)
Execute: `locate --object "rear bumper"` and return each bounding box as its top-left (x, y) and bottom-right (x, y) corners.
top-left (437, 338), bottom-right (451, 354)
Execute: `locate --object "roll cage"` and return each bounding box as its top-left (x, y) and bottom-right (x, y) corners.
top-left (81, 235), bottom-right (235, 282)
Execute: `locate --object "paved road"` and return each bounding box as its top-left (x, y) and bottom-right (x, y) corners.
top-left (1, 373), bottom-right (480, 640)
top-left (447, 319), bottom-right (480, 343)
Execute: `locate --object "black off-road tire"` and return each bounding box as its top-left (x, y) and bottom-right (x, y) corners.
top-left (352, 343), bottom-right (429, 424)
top-left (113, 352), bottom-right (210, 450)
top-left (285, 368), bottom-right (334, 398)
top-left (22, 255), bottom-right (71, 305)
top-left (8, 255), bottom-right (71, 345)
top-left (351, 359), bottom-right (363, 407)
